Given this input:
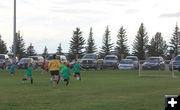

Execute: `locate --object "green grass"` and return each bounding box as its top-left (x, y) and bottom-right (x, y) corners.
top-left (0, 69), bottom-right (180, 110)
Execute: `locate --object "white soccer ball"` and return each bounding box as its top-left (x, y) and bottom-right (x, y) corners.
top-left (50, 78), bottom-right (53, 82)
top-left (76, 77), bottom-right (80, 80)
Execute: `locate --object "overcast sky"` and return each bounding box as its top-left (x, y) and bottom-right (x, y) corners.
top-left (0, 0), bottom-right (180, 54)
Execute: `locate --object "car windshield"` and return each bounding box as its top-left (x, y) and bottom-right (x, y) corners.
top-left (20, 59), bottom-right (30, 63)
top-left (120, 60), bottom-right (133, 64)
top-left (83, 55), bottom-right (97, 59)
top-left (147, 58), bottom-right (160, 62)
top-left (47, 56), bottom-right (60, 60)
top-left (30, 57), bottom-right (38, 61)
top-left (126, 57), bottom-right (137, 61)
top-left (105, 56), bottom-right (115, 60)
top-left (175, 56), bottom-right (180, 60)
top-left (0, 55), bottom-right (5, 60)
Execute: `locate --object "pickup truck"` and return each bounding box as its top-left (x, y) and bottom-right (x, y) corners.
top-left (80, 53), bottom-right (103, 70)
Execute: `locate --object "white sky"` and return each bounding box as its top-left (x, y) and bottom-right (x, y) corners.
top-left (0, 0), bottom-right (180, 54)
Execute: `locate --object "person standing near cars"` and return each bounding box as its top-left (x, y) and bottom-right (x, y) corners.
top-left (48, 54), bottom-right (61, 88)
top-left (9, 56), bottom-right (16, 76)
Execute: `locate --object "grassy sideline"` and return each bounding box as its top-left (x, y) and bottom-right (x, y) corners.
top-left (0, 69), bottom-right (180, 110)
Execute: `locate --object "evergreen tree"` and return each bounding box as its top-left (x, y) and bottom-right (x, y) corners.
top-left (101, 26), bottom-right (113, 56)
top-left (69, 28), bottom-right (85, 60)
top-left (42, 46), bottom-right (48, 59)
top-left (57, 43), bottom-right (63, 55)
top-left (132, 23), bottom-right (148, 60)
top-left (86, 27), bottom-right (97, 53)
top-left (169, 24), bottom-right (180, 56)
top-left (115, 26), bottom-right (129, 59)
top-left (11, 31), bottom-right (26, 59)
top-left (147, 32), bottom-right (168, 57)
top-left (0, 35), bottom-right (8, 54)
top-left (26, 43), bottom-right (36, 56)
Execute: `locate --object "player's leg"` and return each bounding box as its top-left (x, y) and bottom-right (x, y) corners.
top-left (30, 77), bottom-right (33, 84)
top-left (66, 79), bottom-right (69, 86)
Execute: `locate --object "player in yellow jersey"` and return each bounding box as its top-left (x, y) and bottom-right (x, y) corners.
top-left (48, 54), bottom-right (61, 88)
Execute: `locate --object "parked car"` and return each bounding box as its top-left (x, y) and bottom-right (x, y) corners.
top-left (125, 56), bottom-right (139, 69)
top-left (118, 59), bottom-right (135, 70)
top-left (46, 55), bottom-right (67, 63)
top-left (0, 54), bottom-right (9, 69)
top-left (103, 55), bottom-right (119, 69)
top-left (142, 57), bottom-right (165, 70)
top-left (29, 56), bottom-right (44, 67)
top-left (169, 55), bottom-right (180, 71)
top-left (17, 58), bottom-right (36, 69)
top-left (80, 53), bottom-right (103, 70)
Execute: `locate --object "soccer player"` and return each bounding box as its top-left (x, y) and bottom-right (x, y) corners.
top-left (42, 59), bottom-right (48, 74)
top-left (57, 62), bottom-right (66, 84)
top-left (74, 60), bottom-right (83, 80)
top-left (62, 63), bottom-right (71, 86)
top-left (9, 56), bottom-right (16, 76)
top-left (48, 54), bottom-right (61, 88)
top-left (22, 63), bottom-right (34, 84)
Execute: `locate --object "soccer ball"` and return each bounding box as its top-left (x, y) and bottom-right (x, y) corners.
top-left (76, 77), bottom-right (80, 80)
top-left (50, 78), bottom-right (53, 82)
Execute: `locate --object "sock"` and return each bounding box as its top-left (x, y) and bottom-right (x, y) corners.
top-left (22, 78), bottom-right (27, 81)
top-left (31, 78), bottom-right (33, 84)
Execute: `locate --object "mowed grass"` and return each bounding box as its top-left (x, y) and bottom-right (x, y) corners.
top-left (0, 69), bottom-right (180, 110)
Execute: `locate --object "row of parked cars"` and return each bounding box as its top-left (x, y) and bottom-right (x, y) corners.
top-left (1, 53), bottom-right (180, 71)
top-left (79, 53), bottom-right (139, 70)
top-left (0, 54), bottom-right (68, 69)
top-left (79, 53), bottom-right (180, 71)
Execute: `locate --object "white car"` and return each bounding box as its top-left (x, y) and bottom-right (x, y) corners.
top-left (118, 59), bottom-right (135, 70)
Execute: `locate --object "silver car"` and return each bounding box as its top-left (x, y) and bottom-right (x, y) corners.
top-left (118, 59), bottom-right (135, 70)
top-left (103, 55), bottom-right (119, 69)
top-left (125, 56), bottom-right (139, 69)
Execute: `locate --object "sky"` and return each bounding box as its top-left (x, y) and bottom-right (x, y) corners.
top-left (0, 0), bottom-right (180, 54)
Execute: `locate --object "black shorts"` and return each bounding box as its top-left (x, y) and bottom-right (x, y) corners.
top-left (64, 78), bottom-right (69, 81)
top-left (75, 72), bottom-right (80, 75)
top-left (50, 71), bottom-right (59, 76)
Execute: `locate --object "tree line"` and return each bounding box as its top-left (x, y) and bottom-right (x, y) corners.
top-left (0, 23), bottom-right (179, 60)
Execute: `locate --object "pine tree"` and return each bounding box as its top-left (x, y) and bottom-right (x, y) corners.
top-left (11, 31), bottom-right (26, 59)
top-left (69, 28), bottom-right (85, 60)
top-left (26, 43), bottom-right (36, 57)
top-left (0, 35), bottom-right (8, 54)
top-left (101, 26), bottom-right (113, 56)
top-left (116, 26), bottom-right (129, 59)
top-left (86, 27), bottom-right (97, 53)
top-left (42, 46), bottom-right (48, 59)
top-left (169, 24), bottom-right (180, 56)
top-left (147, 32), bottom-right (168, 57)
top-left (57, 43), bottom-right (63, 55)
top-left (132, 23), bottom-right (149, 60)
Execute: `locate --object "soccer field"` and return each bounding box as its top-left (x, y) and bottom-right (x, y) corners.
top-left (0, 69), bottom-right (180, 110)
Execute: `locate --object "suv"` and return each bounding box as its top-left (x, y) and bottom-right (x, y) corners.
top-left (0, 54), bottom-right (9, 69)
top-left (142, 57), bottom-right (165, 70)
top-left (169, 55), bottom-right (180, 71)
top-left (46, 55), bottom-right (67, 63)
top-left (17, 58), bottom-right (36, 69)
top-left (125, 56), bottom-right (139, 69)
top-left (103, 55), bottom-right (119, 69)
top-left (29, 56), bottom-right (44, 67)
top-left (80, 53), bottom-right (103, 70)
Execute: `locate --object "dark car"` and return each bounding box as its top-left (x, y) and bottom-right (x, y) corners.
top-left (142, 57), bottom-right (165, 70)
top-left (169, 55), bottom-right (180, 71)
top-left (0, 54), bottom-right (9, 69)
top-left (17, 58), bottom-right (36, 69)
